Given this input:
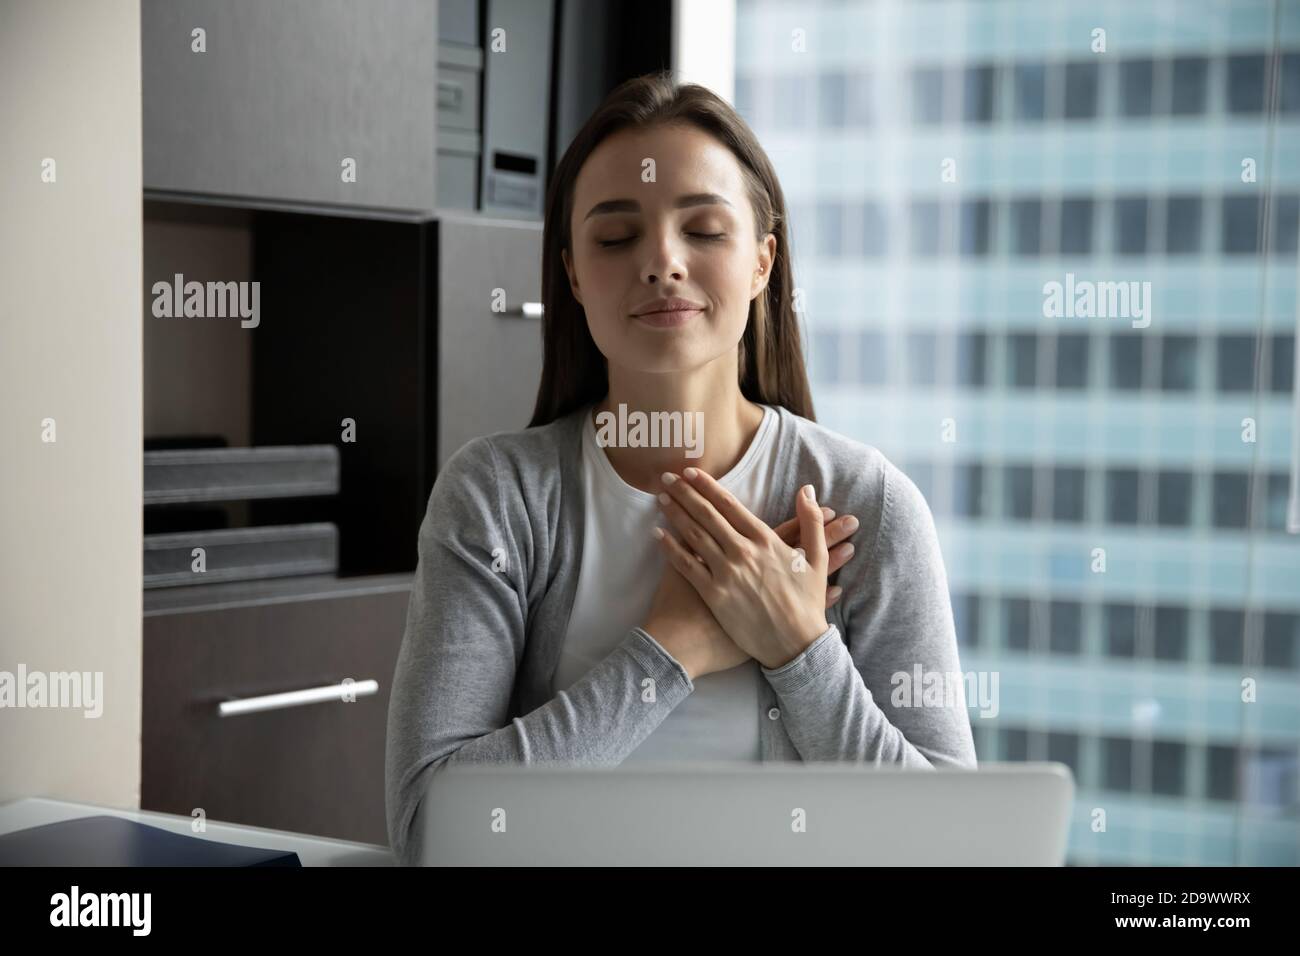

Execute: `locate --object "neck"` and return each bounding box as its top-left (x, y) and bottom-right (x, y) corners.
top-left (591, 373), bottom-right (765, 495)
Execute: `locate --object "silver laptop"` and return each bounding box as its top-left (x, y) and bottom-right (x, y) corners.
top-left (417, 762), bottom-right (1074, 866)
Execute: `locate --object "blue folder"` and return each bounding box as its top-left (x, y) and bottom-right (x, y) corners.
top-left (0, 815), bottom-right (302, 866)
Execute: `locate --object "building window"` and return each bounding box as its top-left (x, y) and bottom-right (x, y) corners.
top-left (1212, 471), bottom-right (1250, 529)
top-left (1156, 470), bottom-right (1194, 527)
top-left (1217, 335), bottom-right (1256, 392)
top-left (1106, 468), bottom-right (1141, 524)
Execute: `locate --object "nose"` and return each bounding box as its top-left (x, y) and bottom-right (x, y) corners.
top-left (640, 227), bottom-right (687, 285)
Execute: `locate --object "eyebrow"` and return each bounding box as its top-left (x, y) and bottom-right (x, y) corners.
top-left (583, 192), bottom-right (734, 221)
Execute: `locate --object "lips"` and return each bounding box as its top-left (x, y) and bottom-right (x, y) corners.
top-left (634, 307), bottom-right (702, 328)
top-left (631, 296), bottom-right (706, 328)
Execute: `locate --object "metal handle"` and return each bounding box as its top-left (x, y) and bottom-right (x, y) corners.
top-left (217, 679), bottom-right (379, 717)
top-left (504, 301), bottom-right (543, 320)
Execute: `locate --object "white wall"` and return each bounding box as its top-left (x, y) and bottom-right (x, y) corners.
top-left (0, 0), bottom-right (143, 808)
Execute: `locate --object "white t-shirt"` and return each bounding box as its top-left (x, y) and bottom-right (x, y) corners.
top-left (552, 403), bottom-right (781, 762)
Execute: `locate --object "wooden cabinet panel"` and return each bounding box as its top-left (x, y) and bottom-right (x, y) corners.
top-left (142, 577), bottom-right (411, 845)
top-left (142, 0), bottom-right (438, 212)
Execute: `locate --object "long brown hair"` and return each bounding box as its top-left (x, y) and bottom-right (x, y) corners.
top-left (527, 70), bottom-right (816, 427)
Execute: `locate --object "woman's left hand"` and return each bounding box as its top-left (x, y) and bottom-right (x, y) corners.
top-left (654, 467), bottom-right (832, 670)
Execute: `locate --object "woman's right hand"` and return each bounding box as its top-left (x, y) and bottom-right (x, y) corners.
top-left (642, 505), bottom-right (861, 680)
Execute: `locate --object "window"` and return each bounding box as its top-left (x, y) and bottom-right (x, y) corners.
top-left (1008, 333), bottom-right (1038, 387)
top-left (1063, 62), bottom-right (1099, 119)
top-left (1160, 335), bottom-right (1197, 391)
top-left (1283, 53), bottom-right (1300, 114)
top-left (812, 329), bottom-right (843, 384)
top-left (722, 3), bottom-right (1300, 869)
top-left (1012, 63), bottom-right (1047, 120)
top-left (1212, 472), bottom-right (1250, 529)
top-left (1210, 608), bottom-right (1246, 665)
top-left (1217, 335), bottom-right (1256, 392)
top-left (1119, 59), bottom-right (1154, 116)
top-left (953, 593), bottom-right (981, 648)
top-left (1104, 737), bottom-right (1133, 791)
top-left (1222, 196), bottom-right (1260, 254)
top-left (861, 202), bottom-right (888, 256)
top-left (1059, 199), bottom-right (1093, 254)
top-left (1052, 466), bottom-right (1086, 521)
top-left (816, 201), bottom-right (844, 256)
top-left (1005, 465), bottom-right (1035, 519)
top-left (1114, 197), bottom-right (1149, 254)
top-left (1048, 732), bottom-right (1081, 778)
top-left (1243, 748), bottom-right (1299, 810)
top-left (1154, 606), bottom-right (1189, 661)
top-left (1164, 196), bottom-right (1202, 254)
top-left (912, 67), bottom-right (946, 124)
top-left (1153, 741), bottom-right (1187, 795)
top-left (1274, 195), bottom-right (1299, 255)
top-left (1004, 597), bottom-right (1031, 649)
top-left (858, 331), bottom-right (888, 385)
top-left (818, 72), bottom-right (848, 128)
top-left (1055, 333), bottom-right (1089, 389)
top-left (1262, 612), bottom-right (1299, 670)
top-left (1156, 470), bottom-right (1193, 527)
top-left (1170, 56), bottom-right (1209, 115)
top-left (963, 64), bottom-right (996, 122)
top-left (1011, 199), bottom-right (1042, 255)
top-left (954, 463), bottom-right (986, 517)
top-left (958, 199), bottom-right (992, 255)
top-left (1050, 600), bottom-right (1082, 654)
top-left (1272, 334), bottom-right (1294, 393)
top-left (909, 200), bottom-right (942, 256)
top-left (905, 331), bottom-right (938, 385)
top-left (1107, 468), bottom-right (1140, 524)
top-left (1226, 54), bottom-right (1267, 114)
top-left (1110, 333), bottom-right (1145, 389)
top-left (1003, 727), bottom-right (1029, 761)
top-left (1207, 745), bottom-right (1239, 801)
top-left (1258, 472), bottom-right (1290, 532)
top-left (956, 331), bottom-right (988, 386)
top-left (1106, 603), bottom-right (1138, 658)
top-left (775, 74), bottom-right (814, 129)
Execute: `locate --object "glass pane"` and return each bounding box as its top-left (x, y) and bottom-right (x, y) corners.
top-left (733, 0), bottom-right (1300, 867)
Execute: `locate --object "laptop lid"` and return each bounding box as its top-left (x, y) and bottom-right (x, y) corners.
top-left (417, 762), bottom-right (1074, 866)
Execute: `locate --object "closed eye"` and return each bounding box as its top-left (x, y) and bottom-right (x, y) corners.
top-left (598, 232), bottom-right (727, 248)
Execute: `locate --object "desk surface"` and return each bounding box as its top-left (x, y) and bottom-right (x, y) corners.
top-left (0, 798), bottom-right (393, 867)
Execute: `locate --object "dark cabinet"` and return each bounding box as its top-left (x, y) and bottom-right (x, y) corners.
top-left (249, 210), bottom-right (543, 577)
top-left (142, 576), bottom-right (411, 845)
top-left (142, 0), bottom-right (440, 212)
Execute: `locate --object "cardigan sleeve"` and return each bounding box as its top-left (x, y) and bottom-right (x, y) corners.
top-left (759, 455), bottom-right (978, 769)
top-left (384, 436), bottom-right (695, 866)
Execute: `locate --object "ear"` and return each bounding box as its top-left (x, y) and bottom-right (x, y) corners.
top-left (750, 232), bottom-right (777, 299)
top-left (561, 247), bottom-right (583, 306)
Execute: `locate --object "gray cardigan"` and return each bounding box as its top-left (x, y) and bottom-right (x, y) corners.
top-left (384, 402), bottom-right (978, 864)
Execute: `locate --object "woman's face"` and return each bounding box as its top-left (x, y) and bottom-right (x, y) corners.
top-left (562, 122), bottom-right (776, 376)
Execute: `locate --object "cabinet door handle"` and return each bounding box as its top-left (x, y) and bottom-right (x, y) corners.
top-left (504, 301), bottom-right (543, 320)
top-left (217, 679), bottom-right (379, 717)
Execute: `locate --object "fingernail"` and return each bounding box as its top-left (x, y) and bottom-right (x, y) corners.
top-left (658, 492), bottom-right (671, 505)
top-left (803, 484), bottom-right (815, 502)
top-left (683, 467), bottom-right (698, 479)
top-left (828, 586), bottom-right (842, 599)
top-left (843, 515), bottom-right (859, 532)
top-left (651, 526), bottom-right (664, 541)
top-left (843, 543), bottom-right (855, 556)
top-left (661, 472), bottom-right (677, 485)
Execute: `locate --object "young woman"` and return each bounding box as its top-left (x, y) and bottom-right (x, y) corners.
top-left (385, 71), bottom-right (977, 865)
